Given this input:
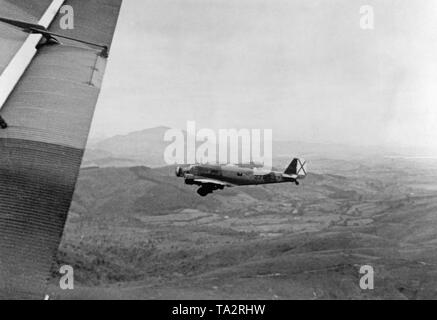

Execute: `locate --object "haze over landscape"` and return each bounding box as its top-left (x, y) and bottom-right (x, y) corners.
top-left (46, 127), bottom-right (437, 299)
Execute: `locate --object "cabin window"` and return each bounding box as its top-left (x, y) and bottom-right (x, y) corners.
top-left (237, 172), bottom-right (243, 177)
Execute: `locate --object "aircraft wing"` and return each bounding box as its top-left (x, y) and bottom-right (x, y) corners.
top-left (0, 0), bottom-right (122, 299)
top-left (194, 178), bottom-right (235, 187)
top-left (282, 174), bottom-right (299, 179)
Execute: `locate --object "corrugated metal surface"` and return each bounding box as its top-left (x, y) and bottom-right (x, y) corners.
top-left (0, 0), bottom-right (66, 115)
top-left (0, 1), bottom-right (53, 78)
top-left (0, 46), bottom-right (104, 148)
top-left (0, 0), bottom-right (54, 22)
top-left (0, 139), bottom-right (82, 299)
top-left (0, 0), bottom-right (122, 299)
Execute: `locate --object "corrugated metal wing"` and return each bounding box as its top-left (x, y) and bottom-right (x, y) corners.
top-left (0, 0), bottom-right (123, 299)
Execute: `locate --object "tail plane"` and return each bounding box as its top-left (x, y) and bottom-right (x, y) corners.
top-left (284, 158), bottom-right (307, 178)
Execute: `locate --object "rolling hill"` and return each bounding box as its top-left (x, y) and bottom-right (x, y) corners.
top-left (48, 157), bottom-right (437, 299)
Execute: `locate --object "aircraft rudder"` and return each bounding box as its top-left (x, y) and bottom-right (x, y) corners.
top-left (284, 158), bottom-right (307, 177)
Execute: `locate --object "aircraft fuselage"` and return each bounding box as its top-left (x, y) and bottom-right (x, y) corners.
top-left (185, 164), bottom-right (294, 186)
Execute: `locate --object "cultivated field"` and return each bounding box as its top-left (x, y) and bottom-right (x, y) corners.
top-left (48, 156), bottom-right (437, 299)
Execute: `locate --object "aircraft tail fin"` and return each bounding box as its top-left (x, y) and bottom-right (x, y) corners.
top-left (284, 158), bottom-right (307, 177)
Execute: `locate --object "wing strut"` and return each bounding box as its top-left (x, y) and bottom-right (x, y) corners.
top-left (0, 16), bottom-right (110, 57)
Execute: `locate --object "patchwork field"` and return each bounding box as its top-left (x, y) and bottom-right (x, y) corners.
top-left (48, 156), bottom-right (437, 299)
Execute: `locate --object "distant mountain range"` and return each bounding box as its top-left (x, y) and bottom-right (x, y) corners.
top-left (84, 126), bottom-right (172, 167)
top-left (83, 126), bottom-right (407, 169)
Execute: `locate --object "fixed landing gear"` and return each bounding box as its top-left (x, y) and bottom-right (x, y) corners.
top-left (197, 187), bottom-right (212, 197)
top-left (294, 180), bottom-right (300, 186)
top-left (196, 184), bottom-right (223, 197)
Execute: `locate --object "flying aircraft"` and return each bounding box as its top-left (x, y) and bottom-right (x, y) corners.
top-left (176, 158), bottom-right (307, 196)
top-left (0, 0), bottom-right (122, 299)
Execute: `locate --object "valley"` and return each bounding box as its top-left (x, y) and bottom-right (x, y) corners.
top-left (48, 151), bottom-right (437, 299)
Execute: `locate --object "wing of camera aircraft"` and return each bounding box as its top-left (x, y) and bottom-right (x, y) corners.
top-left (0, 0), bottom-right (122, 299)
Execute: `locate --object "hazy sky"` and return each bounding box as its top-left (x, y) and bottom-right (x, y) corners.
top-left (90, 0), bottom-right (437, 151)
